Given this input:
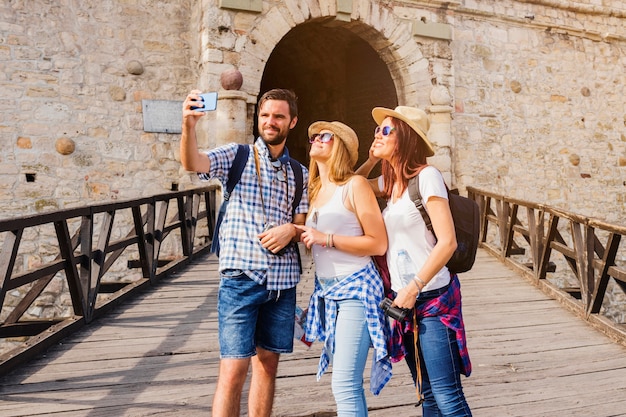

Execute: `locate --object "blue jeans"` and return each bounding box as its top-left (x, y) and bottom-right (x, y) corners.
top-left (403, 316), bottom-right (471, 416)
top-left (217, 270), bottom-right (296, 358)
top-left (330, 299), bottom-right (371, 417)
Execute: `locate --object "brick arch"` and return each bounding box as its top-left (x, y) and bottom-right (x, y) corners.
top-left (237, 8), bottom-right (433, 167)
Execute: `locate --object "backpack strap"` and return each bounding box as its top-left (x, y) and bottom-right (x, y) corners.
top-left (289, 157), bottom-right (303, 216)
top-left (408, 170), bottom-right (434, 234)
top-left (224, 144), bottom-right (250, 201)
top-left (288, 157), bottom-right (304, 274)
top-left (210, 144), bottom-right (250, 254)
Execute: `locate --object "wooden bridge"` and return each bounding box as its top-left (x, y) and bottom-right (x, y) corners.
top-left (1, 186), bottom-right (626, 416)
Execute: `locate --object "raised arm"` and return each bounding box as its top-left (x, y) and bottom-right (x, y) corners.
top-left (180, 90), bottom-right (211, 173)
top-left (355, 141), bottom-right (383, 196)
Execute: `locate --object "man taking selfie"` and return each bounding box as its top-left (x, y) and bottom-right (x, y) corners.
top-left (180, 88), bottom-right (308, 417)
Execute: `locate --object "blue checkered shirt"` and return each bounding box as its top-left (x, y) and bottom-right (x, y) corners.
top-left (199, 139), bottom-right (309, 290)
top-left (304, 261), bottom-right (393, 395)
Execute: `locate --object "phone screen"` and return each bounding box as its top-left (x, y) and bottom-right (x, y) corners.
top-left (191, 92), bottom-right (218, 112)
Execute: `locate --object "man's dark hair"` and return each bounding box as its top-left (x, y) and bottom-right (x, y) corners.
top-left (258, 89), bottom-right (298, 119)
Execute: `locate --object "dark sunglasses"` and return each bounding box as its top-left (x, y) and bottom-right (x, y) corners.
top-left (375, 125), bottom-right (395, 136)
top-left (309, 132), bottom-right (334, 144)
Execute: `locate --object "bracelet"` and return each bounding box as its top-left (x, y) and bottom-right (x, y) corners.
top-left (329, 234), bottom-right (334, 248)
top-left (414, 276), bottom-right (426, 289)
top-left (326, 234), bottom-right (331, 248)
top-left (411, 279), bottom-right (422, 298)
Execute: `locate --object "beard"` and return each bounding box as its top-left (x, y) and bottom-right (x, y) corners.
top-left (259, 126), bottom-right (289, 146)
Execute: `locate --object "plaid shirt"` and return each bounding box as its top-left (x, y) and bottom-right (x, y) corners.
top-left (389, 274), bottom-right (472, 377)
top-left (304, 261), bottom-right (393, 395)
top-left (200, 139), bottom-right (309, 290)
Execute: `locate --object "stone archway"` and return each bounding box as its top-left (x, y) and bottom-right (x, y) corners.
top-left (225, 5), bottom-right (442, 171)
top-left (256, 20), bottom-right (397, 168)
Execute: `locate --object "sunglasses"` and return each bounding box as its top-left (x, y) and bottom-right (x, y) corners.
top-left (309, 132), bottom-right (334, 144)
top-left (270, 159), bottom-right (287, 182)
top-left (375, 125), bottom-right (395, 136)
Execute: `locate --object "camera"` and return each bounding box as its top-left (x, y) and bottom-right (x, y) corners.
top-left (379, 298), bottom-right (411, 321)
top-left (190, 92), bottom-right (218, 112)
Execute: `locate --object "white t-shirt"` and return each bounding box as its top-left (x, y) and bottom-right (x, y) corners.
top-left (380, 166), bottom-right (451, 292)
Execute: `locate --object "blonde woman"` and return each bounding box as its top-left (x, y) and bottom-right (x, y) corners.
top-left (296, 121), bottom-right (391, 416)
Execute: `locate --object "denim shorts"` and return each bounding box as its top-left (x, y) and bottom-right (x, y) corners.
top-left (218, 269), bottom-right (296, 358)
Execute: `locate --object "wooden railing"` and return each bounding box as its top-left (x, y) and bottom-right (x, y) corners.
top-left (467, 186), bottom-right (626, 344)
top-left (3, 185), bottom-right (625, 374)
top-left (0, 185), bottom-right (219, 375)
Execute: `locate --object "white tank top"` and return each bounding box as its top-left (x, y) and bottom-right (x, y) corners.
top-left (306, 181), bottom-right (371, 278)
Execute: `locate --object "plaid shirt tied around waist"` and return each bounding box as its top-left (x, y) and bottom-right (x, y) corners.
top-left (304, 261), bottom-right (392, 395)
top-left (389, 274), bottom-right (472, 377)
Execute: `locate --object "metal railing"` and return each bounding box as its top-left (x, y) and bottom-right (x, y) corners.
top-left (0, 185), bottom-right (219, 375)
top-left (467, 186), bottom-right (626, 344)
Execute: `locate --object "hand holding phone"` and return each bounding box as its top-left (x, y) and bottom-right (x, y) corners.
top-left (190, 92), bottom-right (218, 112)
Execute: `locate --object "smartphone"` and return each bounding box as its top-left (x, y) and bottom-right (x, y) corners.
top-left (190, 92), bottom-right (218, 112)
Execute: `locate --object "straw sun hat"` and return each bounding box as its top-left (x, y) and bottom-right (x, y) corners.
top-left (371, 106), bottom-right (434, 157)
top-left (308, 121), bottom-right (359, 166)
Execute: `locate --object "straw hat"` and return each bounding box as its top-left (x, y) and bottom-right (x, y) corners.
top-left (371, 106), bottom-right (434, 157)
top-left (308, 121), bottom-right (359, 166)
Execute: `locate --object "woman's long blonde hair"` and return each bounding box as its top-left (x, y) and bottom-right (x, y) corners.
top-left (308, 134), bottom-right (355, 204)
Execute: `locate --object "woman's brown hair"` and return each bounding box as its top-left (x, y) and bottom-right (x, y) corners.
top-left (380, 118), bottom-right (429, 200)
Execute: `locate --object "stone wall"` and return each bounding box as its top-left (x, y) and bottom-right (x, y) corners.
top-left (3, 1), bottom-right (623, 221)
top-left (451, 0), bottom-right (626, 223)
top-left (0, 0), bottom-right (195, 216)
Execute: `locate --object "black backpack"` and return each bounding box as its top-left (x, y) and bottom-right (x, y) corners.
top-left (209, 144), bottom-right (304, 261)
top-left (408, 170), bottom-right (479, 274)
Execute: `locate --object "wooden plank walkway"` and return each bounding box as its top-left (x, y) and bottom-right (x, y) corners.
top-left (1, 249), bottom-right (626, 416)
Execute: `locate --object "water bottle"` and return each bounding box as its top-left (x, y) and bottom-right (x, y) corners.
top-left (396, 249), bottom-right (416, 285)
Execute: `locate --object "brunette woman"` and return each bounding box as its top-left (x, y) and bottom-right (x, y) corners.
top-left (356, 106), bottom-right (472, 416)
